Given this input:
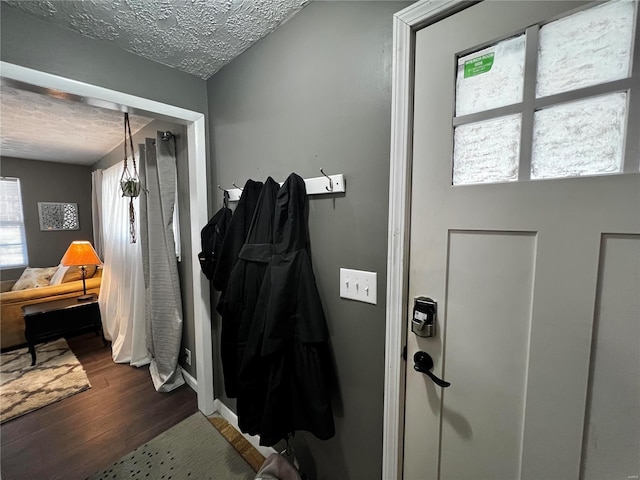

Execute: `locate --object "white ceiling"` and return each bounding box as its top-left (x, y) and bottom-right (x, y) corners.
top-left (1, 0), bottom-right (311, 164)
top-left (0, 85), bottom-right (154, 165)
top-left (6, 0), bottom-right (311, 80)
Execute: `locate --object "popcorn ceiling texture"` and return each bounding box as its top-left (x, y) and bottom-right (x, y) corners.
top-left (8, 0), bottom-right (311, 79)
top-left (0, 86), bottom-right (153, 164)
top-left (1, 0), bottom-right (309, 165)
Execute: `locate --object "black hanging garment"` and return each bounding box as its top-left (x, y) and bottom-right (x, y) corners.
top-left (219, 177), bottom-right (280, 399)
top-left (236, 173), bottom-right (335, 446)
top-left (198, 204), bottom-right (232, 280)
top-left (213, 179), bottom-right (263, 398)
top-left (212, 179), bottom-right (263, 293)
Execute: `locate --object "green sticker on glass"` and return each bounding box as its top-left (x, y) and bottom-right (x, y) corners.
top-left (464, 52), bottom-right (495, 78)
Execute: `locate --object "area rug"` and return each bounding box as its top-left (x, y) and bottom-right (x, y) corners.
top-left (0, 338), bottom-right (91, 423)
top-left (88, 412), bottom-right (257, 480)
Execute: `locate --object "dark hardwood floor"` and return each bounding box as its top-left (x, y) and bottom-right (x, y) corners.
top-left (1, 333), bottom-right (198, 480)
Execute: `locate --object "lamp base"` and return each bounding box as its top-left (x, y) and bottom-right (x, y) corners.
top-left (77, 294), bottom-right (95, 302)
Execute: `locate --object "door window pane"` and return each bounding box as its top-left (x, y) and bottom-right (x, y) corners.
top-left (532, 93), bottom-right (627, 179)
top-left (536, 0), bottom-right (635, 98)
top-left (456, 34), bottom-right (526, 116)
top-left (453, 114), bottom-right (522, 185)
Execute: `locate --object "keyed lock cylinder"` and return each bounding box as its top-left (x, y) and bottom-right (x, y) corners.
top-left (412, 296), bottom-right (437, 338)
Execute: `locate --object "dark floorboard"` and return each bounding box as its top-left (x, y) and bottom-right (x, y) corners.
top-left (1, 333), bottom-right (198, 480)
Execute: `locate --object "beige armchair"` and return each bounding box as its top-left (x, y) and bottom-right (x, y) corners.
top-left (0, 271), bottom-right (102, 350)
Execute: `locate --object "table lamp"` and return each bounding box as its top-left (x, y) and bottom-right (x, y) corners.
top-left (60, 240), bottom-right (102, 301)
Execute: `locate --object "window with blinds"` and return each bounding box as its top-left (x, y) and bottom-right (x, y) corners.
top-left (0, 177), bottom-right (29, 268)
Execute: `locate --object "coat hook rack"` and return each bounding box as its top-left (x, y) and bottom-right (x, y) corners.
top-left (320, 168), bottom-right (333, 191)
top-left (224, 170), bottom-right (346, 202)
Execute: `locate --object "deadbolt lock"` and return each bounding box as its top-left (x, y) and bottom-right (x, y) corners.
top-left (412, 296), bottom-right (436, 338)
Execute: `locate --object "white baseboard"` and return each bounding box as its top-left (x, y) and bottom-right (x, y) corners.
top-left (182, 368), bottom-right (197, 392)
top-left (212, 399), bottom-right (277, 459)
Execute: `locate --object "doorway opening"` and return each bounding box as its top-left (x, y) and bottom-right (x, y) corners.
top-left (0, 61), bottom-right (214, 414)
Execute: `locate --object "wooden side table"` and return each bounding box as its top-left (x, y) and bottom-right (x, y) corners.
top-left (22, 295), bottom-right (105, 366)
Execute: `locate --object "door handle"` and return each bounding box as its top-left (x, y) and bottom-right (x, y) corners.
top-left (413, 351), bottom-right (451, 388)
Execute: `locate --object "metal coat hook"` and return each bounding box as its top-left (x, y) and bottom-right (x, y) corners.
top-left (161, 131), bottom-right (173, 141)
top-left (320, 168), bottom-right (333, 191)
top-left (223, 172), bottom-right (345, 203)
top-left (218, 185), bottom-right (230, 207)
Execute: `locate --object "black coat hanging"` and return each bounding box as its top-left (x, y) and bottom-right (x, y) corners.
top-left (212, 179), bottom-right (263, 293)
top-left (198, 191), bottom-right (232, 281)
top-left (218, 177), bottom-right (279, 399)
top-left (213, 179), bottom-right (263, 398)
top-left (223, 173), bottom-right (335, 446)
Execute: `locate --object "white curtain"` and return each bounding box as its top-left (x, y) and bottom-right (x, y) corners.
top-left (139, 135), bottom-right (185, 392)
top-left (97, 162), bottom-right (149, 367)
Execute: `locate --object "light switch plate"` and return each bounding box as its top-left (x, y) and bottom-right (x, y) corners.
top-left (340, 268), bottom-right (377, 305)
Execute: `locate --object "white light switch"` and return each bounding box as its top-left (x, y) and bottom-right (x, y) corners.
top-left (340, 268), bottom-right (377, 305)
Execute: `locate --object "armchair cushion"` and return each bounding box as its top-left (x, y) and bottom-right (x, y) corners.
top-left (50, 265), bottom-right (98, 285)
top-left (63, 265), bottom-right (98, 283)
top-left (11, 266), bottom-right (60, 291)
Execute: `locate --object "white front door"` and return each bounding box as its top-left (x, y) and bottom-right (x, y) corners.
top-left (402, 1), bottom-right (639, 479)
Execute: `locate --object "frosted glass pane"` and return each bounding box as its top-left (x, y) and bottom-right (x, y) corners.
top-left (532, 93), bottom-right (627, 179)
top-left (537, 0), bottom-right (636, 98)
top-left (453, 114), bottom-right (521, 185)
top-left (456, 35), bottom-right (526, 116)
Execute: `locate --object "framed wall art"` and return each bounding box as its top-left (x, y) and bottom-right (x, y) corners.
top-left (38, 202), bottom-right (79, 231)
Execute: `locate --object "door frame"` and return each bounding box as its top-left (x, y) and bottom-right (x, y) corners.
top-left (0, 61), bottom-right (215, 415)
top-left (383, 2), bottom-right (476, 479)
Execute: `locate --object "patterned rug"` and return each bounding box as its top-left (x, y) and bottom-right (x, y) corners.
top-left (0, 338), bottom-right (91, 423)
top-left (88, 412), bottom-right (257, 480)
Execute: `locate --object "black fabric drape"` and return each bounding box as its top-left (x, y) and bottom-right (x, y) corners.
top-left (218, 178), bottom-right (279, 399)
top-left (198, 207), bottom-right (232, 280)
top-left (212, 179), bottom-right (263, 398)
top-left (224, 173), bottom-right (335, 446)
top-left (212, 179), bottom-right (263, 292)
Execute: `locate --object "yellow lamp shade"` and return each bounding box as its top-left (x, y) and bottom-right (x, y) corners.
top-left (60, 241), bottom-right (102, 267)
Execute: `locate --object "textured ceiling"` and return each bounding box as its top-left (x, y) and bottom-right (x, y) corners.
top-left (7, 0), bottom-right (311, 79)
top-left (0, 85), bottom-right (154, 164)
top-left (1, 0), bottom-right (310, 164)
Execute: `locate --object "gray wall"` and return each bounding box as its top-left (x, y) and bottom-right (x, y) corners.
top-left (1, 157), bottom-right (94, 280)
top-left (0, 5), bottom-right (208, 115)
top-left (94, 120), bottom-right (197, 379)
top-left (1, 5), bottom-right (208, 381)
top-left (207, 2), bottom-right (410, 478)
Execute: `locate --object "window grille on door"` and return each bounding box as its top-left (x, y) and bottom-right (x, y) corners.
top-left (452, 0), bottom-right (638, 185)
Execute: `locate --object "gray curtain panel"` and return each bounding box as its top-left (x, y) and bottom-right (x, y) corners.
top-left (90, 169), bottom-right (103, 259)
top-left (139, 134), bottom-right (185, 392)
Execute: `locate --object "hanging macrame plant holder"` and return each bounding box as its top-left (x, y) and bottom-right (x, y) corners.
top-left (120, 112), bottom-right (144, 243)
